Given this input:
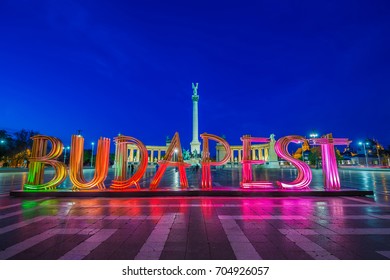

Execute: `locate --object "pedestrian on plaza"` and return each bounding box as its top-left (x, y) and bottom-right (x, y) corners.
top-left (130, 163), bottom-right (134, 174)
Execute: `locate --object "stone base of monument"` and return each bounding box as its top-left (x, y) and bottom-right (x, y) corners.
top-left (263, 161), bottom-right (280, 168)
top-left (185, 158), bottom-right (201, 166)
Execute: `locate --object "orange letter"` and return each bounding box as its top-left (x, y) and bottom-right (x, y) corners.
top-left (24, 135), bottom-right (67, 190)
top-left (110, 135), bottom-right (148, 190)
top-left (200, 133), bottom-right (231, 189)
top-left (69, 135), bottom-right (110, 190)
top-left (150, 132), bottom-right (190, 189)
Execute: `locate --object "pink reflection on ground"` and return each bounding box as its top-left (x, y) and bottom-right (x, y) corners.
top-left (200, 198), bottom-right (214, 218)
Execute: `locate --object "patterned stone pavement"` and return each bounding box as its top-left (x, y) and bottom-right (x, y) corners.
top-left (1, 195), bottom-right (390, 260)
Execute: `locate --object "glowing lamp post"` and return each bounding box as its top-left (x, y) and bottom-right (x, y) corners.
top-left (0, 140), bottom-right (5, 165)
top-left (91, 142), bottom-right (95, 167)
top-left (307, 134), bottom-right (319, 161)
top-left (173, 148), bottom-right (177, 161)
top-left (63, 146), bottom-right (70, 164)
top-left (359, 142), bottom-right (368, 167)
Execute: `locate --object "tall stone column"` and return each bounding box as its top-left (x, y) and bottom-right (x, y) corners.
top-left (129, 148), bottom-right (133, 162)
top-left (190, 82), bottom-right (201, 154)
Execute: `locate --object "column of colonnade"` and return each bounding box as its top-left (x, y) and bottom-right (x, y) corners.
top-left (128, 147), bottom-right (134, 162)
top-left (226, 145), bottom-right (270, 164)
top-left (127, 144), bottom-right (271, 165)
top-left (148, 149), bottom-right (164, 163)
top-left (126, 145), bottom-right (167, 164)
top-left (149, 148), bottom-right (165, 163)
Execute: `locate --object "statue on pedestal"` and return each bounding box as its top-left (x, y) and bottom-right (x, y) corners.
top-left (183, 149), bottom-right (191, 160)
top-left (192, 82), bottom-right (198, 95)
top-left (266, 133), bottom-right (280, 168)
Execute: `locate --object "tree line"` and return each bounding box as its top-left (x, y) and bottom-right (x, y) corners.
top-left (0, 129), bottom-right (38, 167)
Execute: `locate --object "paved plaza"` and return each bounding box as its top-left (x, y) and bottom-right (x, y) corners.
top-left (1, 168), bottom-right (390, 260)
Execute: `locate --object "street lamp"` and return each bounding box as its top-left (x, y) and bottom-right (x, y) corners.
top-left (174, 148), bottom-right (178, 161)
top-left (358, 142), bottom-right (368, 167)
top-left (376, 145), bottom-right (381, 166)
top-left (63, 146), bottom-right (70, 164)
top-left (0, 139), bottom-right (6, 165)
top-left (309, 133), bottom-right (318, 138)
top-left (91, 142), bottom-right (95, 167)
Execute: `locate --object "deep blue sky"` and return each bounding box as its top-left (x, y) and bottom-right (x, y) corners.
top-left (1, 0), bottom-right (389, 150)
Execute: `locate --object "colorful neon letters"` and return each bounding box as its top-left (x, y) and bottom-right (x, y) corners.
top-left (24, 132), bottom-right (349, 192)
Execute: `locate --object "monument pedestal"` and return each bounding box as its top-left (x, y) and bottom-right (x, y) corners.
top-left (264, 134), bottom-right (280, 168)
top-left (264, 161), bottom-right (280, 168)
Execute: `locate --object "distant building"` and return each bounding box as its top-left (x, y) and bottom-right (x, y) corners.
top-left (125, 84), bottom-right (277, 167)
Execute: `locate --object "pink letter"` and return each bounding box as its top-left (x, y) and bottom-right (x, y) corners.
top-left (240, 135), bottom-right (273, 188)
top-left (309, 134), bottom-right (350, 190)
top-left (274, 135), bottom-right (312, 189)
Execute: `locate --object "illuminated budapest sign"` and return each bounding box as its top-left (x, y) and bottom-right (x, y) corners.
top-left (24, 132), bottom-right (349, 192)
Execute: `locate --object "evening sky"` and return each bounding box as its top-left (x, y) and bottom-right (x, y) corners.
top-left (1, 0), bottom-right (389, 150)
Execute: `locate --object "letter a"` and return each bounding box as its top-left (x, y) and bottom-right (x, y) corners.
top-left (150, 132), bottom-right (190, 189)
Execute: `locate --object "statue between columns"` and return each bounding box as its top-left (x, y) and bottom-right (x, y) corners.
top-left (192, 82), bottom-right (198, 95)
